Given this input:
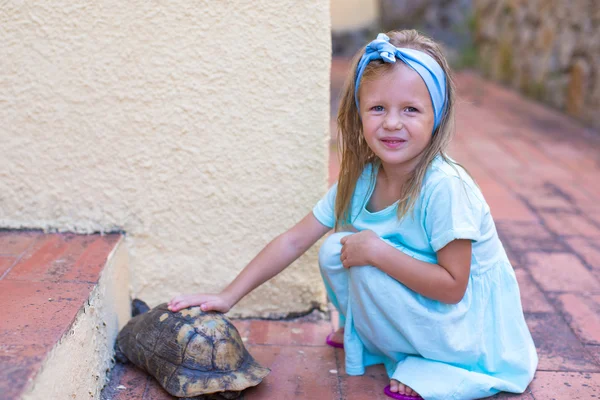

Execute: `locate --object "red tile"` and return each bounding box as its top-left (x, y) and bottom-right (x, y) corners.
top-left (567, 238), bottom-right (600, 271)
top-left (578, 176), bottom-right (600, 200)
top-left (488, 389), bottom-right (534, 399)
top-left (528, 371), bottom-right (600, 399)
top-left (0, 256), bottom-right (16, 279)
top-left (143, 376), bottom-right (175, 400)
top-left (540, 212), bottom-right (600, 237)
top-left (0, 343), bottom-right (48, 400)
top-left (590, 213), bottom-right (600, 228)
top-left (243, 345), bottom-right (339, 400)
top-left (466, 138), bottom-right (523, 175)
top-left (514, 270), bottom-right (554, 313)
top-left (497, 221), bottom-right (554, 241)
top-left (480, 181), bottom-right (537, 223)
top-left (0, 280), bottom-right (94, 347)
top-left (504, 246), bottom-right (521, 269)
top-left (5, 234), bottom-right (85, 281)
top-left (63, 234), bottom-right (121, 282)
top-left (496, 137), bottom-right (552, 172)
top-left (525, 193), bottom-right (574, 211)
top-left (530, 163), bottom-right (576, 187)
top-left (340, 363), bottom-right (391, 400)
top-left (526, 253), bottom-right (600, 292)
top-left (587, 345), bottom-right (600, 366)
top-left (548, 182), bottom-right (596, 209)
top-left (233, 319), bottom-right (333, 347)
top-left (108, 364), bottom-right (149, 400)
top-left (555, 294), bottom-right (600, 345)
top-left (525, 313), bottom-right (600, 372)
top-left (502, 234), bottom-right (566, 254)
top-left (0, 231), bottom-right (39, 256)
top-left (537, 142), bottom-right (599, 178)
top-left (6, 233), bottom-right (120, 283)
top-left (495, 221), bottom-right (564, 256)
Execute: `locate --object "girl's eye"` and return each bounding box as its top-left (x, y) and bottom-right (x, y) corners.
top-left (404, 106), bottom-right (418, 113)
top-left (371, 105), bottom-right (384, 112)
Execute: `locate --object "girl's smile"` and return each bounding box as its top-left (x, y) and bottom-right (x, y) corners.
top-left (380, 136), bottom-right (407, 149)
top-left (358, 63), bottom-right (435, 174)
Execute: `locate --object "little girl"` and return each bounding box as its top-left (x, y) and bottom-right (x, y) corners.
top-left (169, 30), bottom-right (537, 399)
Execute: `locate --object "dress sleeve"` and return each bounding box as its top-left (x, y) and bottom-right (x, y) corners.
top-left (424, 176), bottom-right (484, 252)
top-left (312, 182), bottom-right (338, 229)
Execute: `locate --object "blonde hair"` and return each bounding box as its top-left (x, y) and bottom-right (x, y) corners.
top-left (335, 29), bottom-right (463, 229)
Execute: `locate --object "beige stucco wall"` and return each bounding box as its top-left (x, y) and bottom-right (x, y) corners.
top-left (0, 1), bottom-right (331, 317)
top-left (331, 0), bottom-right (379, 32)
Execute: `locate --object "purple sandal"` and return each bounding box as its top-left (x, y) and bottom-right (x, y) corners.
top-left (325, 332), bottom-right (344, 349)
top-left (384, 385), bottom-right (423, 400)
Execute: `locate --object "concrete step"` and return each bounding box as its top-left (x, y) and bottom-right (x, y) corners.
top-left (0, 231), bottom-right (130, 399)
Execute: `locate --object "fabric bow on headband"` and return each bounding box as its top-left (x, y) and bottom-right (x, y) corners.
top-left (354, 33), bottom-right (447, 132)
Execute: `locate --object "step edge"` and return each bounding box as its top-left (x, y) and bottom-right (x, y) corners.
top-left (20, 236), bottom-right (131, 400)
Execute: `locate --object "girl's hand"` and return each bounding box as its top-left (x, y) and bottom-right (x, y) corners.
top-left (168, 293), bottom-right (233, 313)
top-left (340, 229), bottom-right (381, 268)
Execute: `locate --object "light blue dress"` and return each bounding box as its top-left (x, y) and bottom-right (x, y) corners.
top-left (313, 156), bottom-right (538, 400)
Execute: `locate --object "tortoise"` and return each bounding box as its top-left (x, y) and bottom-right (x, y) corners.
top-left (115, 299), bottom-right (270, 399)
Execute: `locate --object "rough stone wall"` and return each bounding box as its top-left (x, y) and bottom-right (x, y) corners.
top-left (377, 0), bottom-right (474, 66)
top-left (380, 0), bottom-right (473, 46)
top-left (474, 0), bottom-right (600, 129)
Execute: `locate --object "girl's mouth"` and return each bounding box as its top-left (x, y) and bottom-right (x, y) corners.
top-left (380, 138), bottom-right (406, 149)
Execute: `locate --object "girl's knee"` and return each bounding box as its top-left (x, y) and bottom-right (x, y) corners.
top-left (319, 232), bottom-right (353, 270)
top-left (349, 264), bottom-right (378, 280)
top-left (349, 264), bottom-right (387, 291)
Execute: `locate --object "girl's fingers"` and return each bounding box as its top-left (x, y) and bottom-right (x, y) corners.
top-left (169, 298), bottom-right (191, 312)
top-left (202, 301), bottom-right (227, 312)
top-left (169, 295), bottom-right (188, 308)
top-left (168, 295), bottom-right (219, 312)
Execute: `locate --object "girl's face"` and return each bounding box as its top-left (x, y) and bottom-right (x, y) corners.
top-left (358, 63), bottom-right (435, 172)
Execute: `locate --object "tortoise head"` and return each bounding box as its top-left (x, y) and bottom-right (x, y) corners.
top-left (131, 298), bottom-right (151, 317)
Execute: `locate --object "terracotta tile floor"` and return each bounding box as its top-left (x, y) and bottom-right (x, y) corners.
top-left (101, 61), bottom-right (600, 399)
top-left (0, 231), bottom-right (121, 399)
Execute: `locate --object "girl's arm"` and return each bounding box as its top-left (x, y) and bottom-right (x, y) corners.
top-left (340, 232), bottom-right (471, 304)
top-left (169, 212), bottom-right (331, 312)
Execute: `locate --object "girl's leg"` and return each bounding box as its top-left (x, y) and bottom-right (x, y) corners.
top-left (319, 232), bottom-right (353, 337)
top-left (320, 233), bottom-right (421, 397)
top-left (347, 261), bottom-right (422, 398)
top-left (347, 264), bottom-right (417, 355)
top-left (345, 257), bottom-right (532, 399)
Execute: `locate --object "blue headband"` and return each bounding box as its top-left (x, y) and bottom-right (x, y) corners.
top-left (354, 33), bottom-right (447, 132)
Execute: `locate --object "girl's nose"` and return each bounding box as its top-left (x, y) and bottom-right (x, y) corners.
top-left (383, 114), bottom-right (403, 131)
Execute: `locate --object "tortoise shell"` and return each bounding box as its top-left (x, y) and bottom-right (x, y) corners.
top-left (116, 303), bottom-right (270, 398)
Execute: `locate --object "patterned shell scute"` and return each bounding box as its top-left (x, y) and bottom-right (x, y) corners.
top-left (180, 308), bottom-right (248, 371)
